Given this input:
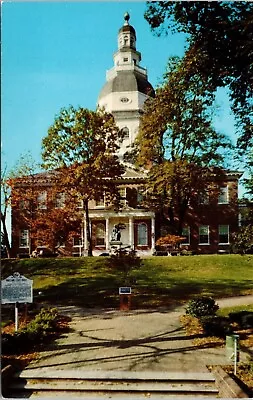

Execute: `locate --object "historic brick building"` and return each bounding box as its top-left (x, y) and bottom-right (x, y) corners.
top-left (11, 14), bottom-right (242, 257)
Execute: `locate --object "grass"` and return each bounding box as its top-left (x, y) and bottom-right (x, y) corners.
top-left (218, 304), bottom-right (253, 317)
top-left (2, 255), bottom-right (253, 395)
top-left (1, 254), bottom-right (253, 309)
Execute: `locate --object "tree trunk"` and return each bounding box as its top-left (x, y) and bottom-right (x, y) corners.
top-left (84, 199), bottom-right (93, 256)
top-left (178, 197), bottom-right (190, 236)
top-left (1, 211), bottom-right (11, 258)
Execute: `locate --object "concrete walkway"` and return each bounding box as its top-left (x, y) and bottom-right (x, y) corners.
top-left (25, 295), bottom-right (253, 374)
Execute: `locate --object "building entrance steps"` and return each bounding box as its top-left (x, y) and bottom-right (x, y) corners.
top-left (9, 369), bottom-right (219, 398)
top-left (5, 295), bottom-right (253, 398)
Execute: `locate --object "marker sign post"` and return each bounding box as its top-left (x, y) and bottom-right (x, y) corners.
top-left (119, 287), bottom-right (132, 311)
top-left (1, 272), bottom-right (33, 331)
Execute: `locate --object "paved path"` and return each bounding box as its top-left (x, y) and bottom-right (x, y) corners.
top-left (25, 295), bottom-right (253, 374)
top-left (216, 294), bottom-right (253, 308)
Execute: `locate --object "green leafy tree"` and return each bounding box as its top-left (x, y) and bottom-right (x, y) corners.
top-left (144, 1), bottom-right (253, 152)
top-left (243, 152), bottom-right (253, 199)
top-left (136, 57), bottom-right (230, 235)
top-left (232, 225), bottom-right (253, 255)
top-left (232, 198), bottom-right (253, 254)
top-left (41, 106), bottom-right (125, 256)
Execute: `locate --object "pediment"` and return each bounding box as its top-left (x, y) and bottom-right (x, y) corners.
top-left (122, 165), bottom-right (147, 179)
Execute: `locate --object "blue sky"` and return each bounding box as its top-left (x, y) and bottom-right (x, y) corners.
top-left (2, 1), bottom-right (237, 173)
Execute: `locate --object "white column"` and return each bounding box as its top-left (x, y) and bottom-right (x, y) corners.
top-left (151, 217), bottom-right (155, 251)
top-left (106, 218), bottom-right (109, 250)
top-left (129, 217), bottom-right (133, 249)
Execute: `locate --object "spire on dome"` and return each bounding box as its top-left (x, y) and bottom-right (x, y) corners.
top-left (118, 12), bottom-right (136, 50)
top-left (124, 12), bottom-right (130, 25)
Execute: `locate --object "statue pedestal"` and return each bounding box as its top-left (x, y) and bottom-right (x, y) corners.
top-left (109, 241), bottom-right (122, 246)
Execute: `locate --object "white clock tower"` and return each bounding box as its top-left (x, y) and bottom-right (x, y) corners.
top-left (97, 13), bottom-right (155, 159)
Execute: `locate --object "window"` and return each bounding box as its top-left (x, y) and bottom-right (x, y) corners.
top-left (19, 199), bottom-right (29, 210)
top-left (73, 235), bottom-right (82, 247)
top-left (76, 199), bottom-right (83, 209)
top-left (55, 193), bottom-right (65, 209)
top-left (199, 225), bottom-right (209, 245)
top-left (119, 187), bottom-right (126, 205)
top-left (137, 188), bottom-right (144, 205)
top-left (120, 127), bottom-right (129, 141)
top-left (137, 223), bottom-right (148, 246)
top-left (20, 229), bottom-right (29, 247)
top-left (123, 57), bottom-right (128, 62)
top-left (120, 98), bottom-right (129, 104)
top-left (37, 191), bottom-right (47, 209)
top-left (56, 240), bottom-right (65, 248)
top-left (198, 190), bottom-right (209, 205)
top-left (219, 225), bottom-right (229, 244)
top-left (95, 223), bottom-right (105, 246)
top-left (238, 213), bottom-right (242, 227)
top-left (218, 186), bottom-right (229, 204)
top-left (182, 226), bottom-right (190, 245)
top-left (95, 196), bottom-right (105, 208)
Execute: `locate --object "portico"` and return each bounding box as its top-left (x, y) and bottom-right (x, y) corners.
top-left (86, 209), bottom-right (155, 256)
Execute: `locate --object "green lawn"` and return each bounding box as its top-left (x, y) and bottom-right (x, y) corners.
top-left (218, 304), bottom-right (253, 317)
top-left (1, 255), bottom-right (253, 309)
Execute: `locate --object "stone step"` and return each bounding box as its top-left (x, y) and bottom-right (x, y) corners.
top-left (8, 369), bottom-right (219, 398)
top-left (11, 380), bottom-right (218, 393)
top-left (7, 392), bottom-right (219, 399)
top-left (17, 369), bottom-right (216, 382)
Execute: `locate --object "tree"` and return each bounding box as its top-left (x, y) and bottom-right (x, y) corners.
top-left (1, 167), bottom-right (11, 258)
top-left (144, 1), bottom-right (253, 152)
top-left (34, 211), bottom-right (82, 254)
top-left (243, 152), bottom-right (253, 199)
top-left (41, 106), bottom-right (125, 256)
top-left (136, 57), bottom-right (230, 235)
top-left (232, 197), bottom-right (253, 254)
top-left (11, 170), bottom-right (84, 255)
top-left (156, 234), bottom-right (185, 249)
top-left (1, 154), bottom-right (40, 258)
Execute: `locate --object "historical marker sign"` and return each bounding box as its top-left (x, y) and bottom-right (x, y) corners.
top-left (119, 287), bottom-right (131, 295)
top-left (1, 272), bottom-right (33, 304)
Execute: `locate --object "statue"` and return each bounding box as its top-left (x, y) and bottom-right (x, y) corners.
top-left (111, 225), bottom-right (121, 242)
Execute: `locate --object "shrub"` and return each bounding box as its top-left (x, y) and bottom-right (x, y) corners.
top-left (181, 249), bottom-right (190, 256)
top-left (1, 307), bottom-right (59, 355)
top-left (1, 333), bottom-right (17, 354)
top-left (200, 315), bottom-right (232, 338)
top-left (26, 307), bottom-right (58, 333)
top-left (107, 248), bottom-right (142, 284)
top-left (229, 311), bottom-right (253, 329)
top-left (186, 296), bottom-right (219, 318)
